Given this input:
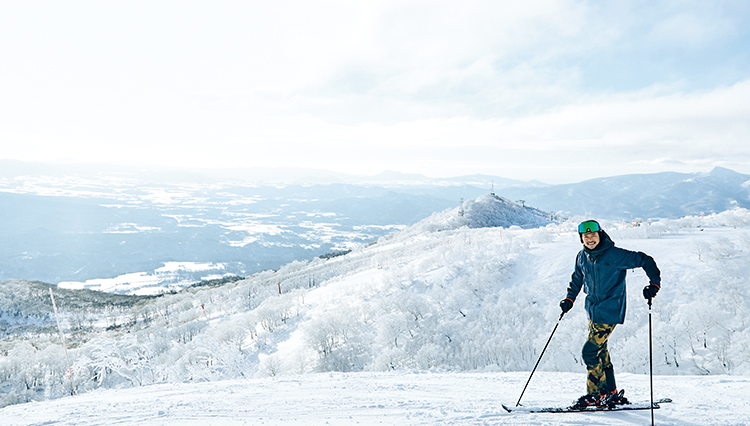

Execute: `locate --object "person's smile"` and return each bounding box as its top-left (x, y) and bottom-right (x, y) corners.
top-left (582, 232), bottom-right (600, 249)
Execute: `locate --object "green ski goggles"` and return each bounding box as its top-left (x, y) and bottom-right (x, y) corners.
top-left (578, 220), bottom-right (600, 233)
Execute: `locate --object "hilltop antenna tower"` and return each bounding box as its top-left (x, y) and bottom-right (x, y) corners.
top-left (490, 180), bottom-right (495, 195)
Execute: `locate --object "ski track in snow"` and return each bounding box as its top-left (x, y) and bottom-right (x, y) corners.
top-left (2, 371), bottom-right (749, 426)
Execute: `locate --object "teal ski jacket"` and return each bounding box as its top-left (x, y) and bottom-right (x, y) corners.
top-left (565, 231), bottom-right (661, 325)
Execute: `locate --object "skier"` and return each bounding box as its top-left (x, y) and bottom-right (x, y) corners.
top-left (559, 220), bottom-right (661, 409)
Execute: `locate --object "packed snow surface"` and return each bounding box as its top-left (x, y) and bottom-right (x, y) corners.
top-left (2, 371), bottom-right (749, 425)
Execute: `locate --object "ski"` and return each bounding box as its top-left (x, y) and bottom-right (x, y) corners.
top-left (502, 398), bottom-right (672, 413)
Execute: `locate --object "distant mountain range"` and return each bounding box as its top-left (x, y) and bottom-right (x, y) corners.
top-left (1, 160), bottom-right (748, 285)
top-left (496, 167), bottom-right (750, 220)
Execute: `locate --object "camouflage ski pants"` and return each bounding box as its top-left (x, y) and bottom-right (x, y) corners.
top-left (582, 321), bottom-right (617, 396)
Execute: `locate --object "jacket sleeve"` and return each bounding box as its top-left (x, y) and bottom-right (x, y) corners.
top-left (565, 251), bottom-right (584, 301)
top-left (616, 248), bottom-right (661, 287)
top-left (638, 251), bottom-right (661, 287)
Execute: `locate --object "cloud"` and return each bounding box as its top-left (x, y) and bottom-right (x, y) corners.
top-left (1, 1), bottom-right (749, 183)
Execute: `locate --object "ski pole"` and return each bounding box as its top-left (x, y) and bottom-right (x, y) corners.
top-left (648, 296), bottom-right (654, 426)
top-left (515, 312), bottom-right (565, 407)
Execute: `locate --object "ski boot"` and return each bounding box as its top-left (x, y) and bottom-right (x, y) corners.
top-left (600, 389), bottom-right (630, 408)
top-left (570, 394), bottom-right (599, 410)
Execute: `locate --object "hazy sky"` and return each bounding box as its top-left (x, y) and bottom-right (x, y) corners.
top-left (1, 1), bottom-right (749, 183)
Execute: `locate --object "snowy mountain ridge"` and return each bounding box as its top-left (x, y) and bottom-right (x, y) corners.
top-left (441, 193), bottom-right (558, 230)
top-left (499, 166), bottom-right (750, 219)
top-left (2, 195), bottom-right (750, 416)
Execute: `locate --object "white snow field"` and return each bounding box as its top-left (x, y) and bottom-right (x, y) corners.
top-left (2, 195), bottom-right (750, 425)
top-left (2, 371), bottom-right (750, 425)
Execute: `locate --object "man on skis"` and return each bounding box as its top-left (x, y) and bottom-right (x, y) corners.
top-left (559, 220), bottom-right (661, 409)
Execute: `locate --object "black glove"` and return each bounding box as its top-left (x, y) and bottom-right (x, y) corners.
top-left (560, 298), bottom-right (573, 314)
top-left (643, 283), bottom-right (660, 299)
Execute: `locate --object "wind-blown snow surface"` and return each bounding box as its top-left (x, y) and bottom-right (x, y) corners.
top-left (2, 197), bottom-right (750, 425)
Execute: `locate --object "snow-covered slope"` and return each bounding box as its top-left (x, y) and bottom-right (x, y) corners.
top-left (2, 371), bottom-right (749, 425)
top-left (1, 198), bottom-right (750, 424)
